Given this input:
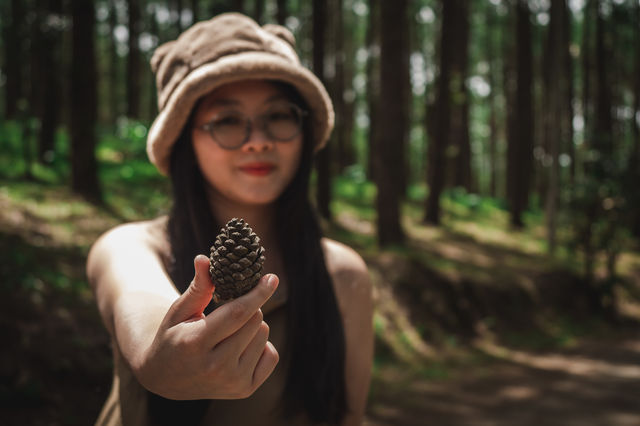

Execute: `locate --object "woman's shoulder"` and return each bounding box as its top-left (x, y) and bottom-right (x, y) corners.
top-left (320, 238), bottom-right (370, 296)
top-left (90, 216), bottom-right (170, 260)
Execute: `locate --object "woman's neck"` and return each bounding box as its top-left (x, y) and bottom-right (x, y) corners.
top-left (206, 187), bottom-right (278, 247)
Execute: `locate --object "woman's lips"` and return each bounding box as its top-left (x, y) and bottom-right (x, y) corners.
top-left (239, 162), bottom-right (275, 176)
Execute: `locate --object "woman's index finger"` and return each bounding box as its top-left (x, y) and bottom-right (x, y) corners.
top-left (203, 274), bottom-right (278, 344)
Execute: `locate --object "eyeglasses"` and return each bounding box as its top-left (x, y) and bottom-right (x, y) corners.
top-left (197, 102), bottom-right (307, 150)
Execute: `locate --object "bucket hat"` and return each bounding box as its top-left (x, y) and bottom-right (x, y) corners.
top-left (146, 12), bottom-right (334, 175)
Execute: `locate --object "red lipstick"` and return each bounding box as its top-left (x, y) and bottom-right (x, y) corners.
top-left (239, 162), bottom-right (275, 176)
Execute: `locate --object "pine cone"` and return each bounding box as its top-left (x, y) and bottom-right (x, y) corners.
top-left (209, 218), bottom-right (266, 305)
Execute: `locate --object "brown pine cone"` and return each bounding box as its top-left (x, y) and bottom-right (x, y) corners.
top-left (209, 218), bottom-right (266, 305)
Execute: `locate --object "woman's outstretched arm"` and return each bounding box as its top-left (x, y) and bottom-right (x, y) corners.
top-left (87, 222), bottom-right (280, 400)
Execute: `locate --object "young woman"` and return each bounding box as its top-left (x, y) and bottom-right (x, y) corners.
top-left (87, 13), bottom-right (373, 426)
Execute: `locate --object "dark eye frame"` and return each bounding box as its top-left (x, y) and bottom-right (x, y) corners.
top-left (197, 102), bottom-right (308, 150)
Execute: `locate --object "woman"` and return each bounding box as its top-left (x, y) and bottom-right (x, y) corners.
top-left (87, 13), bottom-right (373, 426)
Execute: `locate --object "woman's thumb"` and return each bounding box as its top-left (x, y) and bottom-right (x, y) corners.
top-left (166, 255), bottom-right (214, 325)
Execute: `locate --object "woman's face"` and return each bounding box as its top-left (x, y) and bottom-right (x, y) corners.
top-left (191, 80), bottom-right (304, 207)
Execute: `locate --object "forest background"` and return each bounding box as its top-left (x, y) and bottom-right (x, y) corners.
top-left (1, 0), bottom-right (640, 425)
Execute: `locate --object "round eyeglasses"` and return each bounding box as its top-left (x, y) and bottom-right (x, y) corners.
top-left (197, 102), bottom-right (307, 150)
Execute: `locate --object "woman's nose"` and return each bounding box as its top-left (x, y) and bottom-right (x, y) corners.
top-left (243, 122), bottom-right (274, 152)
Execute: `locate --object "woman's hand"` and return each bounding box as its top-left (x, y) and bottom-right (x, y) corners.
top-left (134, 255), bottom-right (280, 400)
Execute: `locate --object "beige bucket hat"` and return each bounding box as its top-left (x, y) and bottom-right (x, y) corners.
top-left (146, 12), bottom-right (334, 175)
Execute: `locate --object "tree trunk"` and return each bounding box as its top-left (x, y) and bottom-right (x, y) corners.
top-left (108, 0), bottom-right (119, 120)
top-left (486, 3), bottom-right (499, 198)
top-left (127, 0), bottom-right (141, 118)
top-left (331, 0), bottom-right (346, 172)
top-left (343, 0), bottom-right (357, 171)
top-left (276, 0), bottom-right (287, 25)
top-left (562, 2), bottom-right (575, 184)
top-left (376, 0), bottom-right (407, 245)
top-left (30, 1), bottom-right (43, 123)
top-left (582, 0), bottom-right (594, 146)
top-left (365, 0), bottom-right (380, 181)
top-left (313, 0), bottom-right (332, 220)
top-left (230, 0), bottom-right (245, 14)
top-left (70, 0), bottom-right (102, 202)
top-left (631, 0), bottom-right (640, 238)
top-left (448, 0), bottom-right (472, 192)
top-left (148, 2), bottom-right (159, 118)
top-left (544, 0), bottom-right (567, 254)
top-left (175, 0), bottom-right (184, 34)
top-left (38, 0), bottom-right (63, 164)
top-left (5, 0), bottom-right (25, 119)
top-left (594, 0), bottom-right (613, 157)
top-left (506, 0), bottom-right (534, 228)
top-left (425, 0), bottom-right (455, 225)
top-left (191, 0), bottom-right (199, 23)
top-left (328, 0), bottom-right (356, 173)
top-left (254, 0), bottom-right (265, 24)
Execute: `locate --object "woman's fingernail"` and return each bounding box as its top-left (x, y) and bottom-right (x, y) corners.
top-left (267, 274), bottom-right (277, 289)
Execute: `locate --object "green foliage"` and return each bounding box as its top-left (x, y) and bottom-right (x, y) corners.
top-left (97, 119), bottom-right (170, 220)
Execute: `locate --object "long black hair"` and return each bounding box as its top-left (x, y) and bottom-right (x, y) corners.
top-left (148, 82), bottom-right (347, 425)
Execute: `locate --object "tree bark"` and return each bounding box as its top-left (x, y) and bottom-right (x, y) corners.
top-left (313, 0), bottom-right (332, 220)
top-left (175, 0), bottom-right (184, 34)
top-left (126, 0), bottom-right (141, 118)
top-left (38, 0), bottom-right (63, 164)
top-left (276, 0), bottom-right (287, 25)
top-left (593, 1), bottom-right (613, 156)
top-left (231, 0), bottom-right (245, 14)
top-left (425, 0), bottom-right (455, 225)
top-left (486, 3), bottom-right (499, 198)
top-left (448, 0), bottom-right (472, 192)
top-left (70, 0), bottom-right (102, 202)
top-left (506, 0), bottom-right (534, 228)
top-left (5, 0), bottom-right (25, 119)
top-left (365, 0), bottom-right (380, 181)
top-left (631, 0), bottom-right (640, 238)
top-left (148, 2), bottom-right (159, 119)
top-left (328, 0), bottom-right (355, 173)
top-left (582, 0), bottom-right (594, 145)
top-left (376, 0), bottom-right (407, 245)
top-left (562, 1), bottom-right (575, 183)
top-left (29, 1), bottom-right (43, 123)
top-left (544, 0), bottom-right (568, 254)
top-left (108, 0), bottom-right (120, 120)
top-left (191, 0), bottom-right (199, 23)
top-left (254, 0), bottom-right (265, 24)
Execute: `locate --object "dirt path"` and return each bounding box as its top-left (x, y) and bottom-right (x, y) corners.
top-left (365, 337), bottom-right (640, 426)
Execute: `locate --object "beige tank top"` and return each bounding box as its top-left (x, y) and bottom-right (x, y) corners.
top-left (94, 305), bottom-right (313, 426)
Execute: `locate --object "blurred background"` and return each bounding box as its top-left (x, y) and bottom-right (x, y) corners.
top-left (1, 0), bottom-right (639, 425)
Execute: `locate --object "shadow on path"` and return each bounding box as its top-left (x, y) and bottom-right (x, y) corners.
top-left (366, 337), bottom-right (640, 426)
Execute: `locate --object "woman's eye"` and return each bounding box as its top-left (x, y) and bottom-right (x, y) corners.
top-left (215, 115), bottom-right (243, 127)
top-left (267, 111), bottom-right (294, 122)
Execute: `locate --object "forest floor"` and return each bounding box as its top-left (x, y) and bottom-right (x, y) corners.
top-left (1, 178), bottom-right (640, 426)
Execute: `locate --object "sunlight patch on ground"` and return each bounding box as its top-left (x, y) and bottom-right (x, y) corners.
top-left (0, 185), bottom-right (117, 248)
top-left (370, 265), bottom-right (436, 363)
top-left (476, 340), bottom-right (640, 380)
top-left (335, 209), bottom-right (374, 235)
top-left (497, 385), bottom-right (540, 400)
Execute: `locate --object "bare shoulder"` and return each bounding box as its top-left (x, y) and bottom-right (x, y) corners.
top-left (321, 238), bottom-right (371, 303)
top-left (90, 216), bottom-right (168, 255)
top-left (87, 216), bottom-right (170, 278)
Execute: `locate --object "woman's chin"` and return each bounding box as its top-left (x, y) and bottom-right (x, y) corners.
top-left (232, 192), bottom-right (280, 207)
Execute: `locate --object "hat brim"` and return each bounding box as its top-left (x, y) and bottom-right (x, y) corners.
top-left (147, 51), bottom-right (334, 175)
